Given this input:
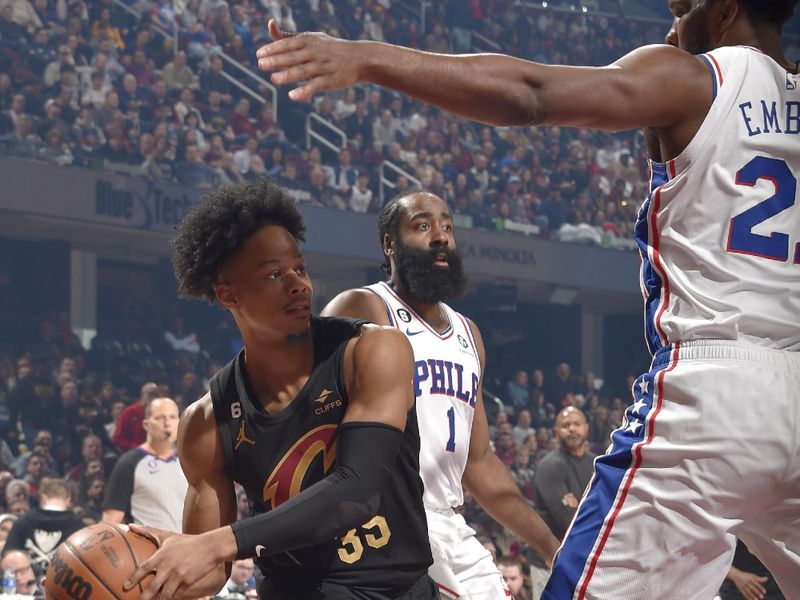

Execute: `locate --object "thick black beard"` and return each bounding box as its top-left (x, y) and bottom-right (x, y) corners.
top-left (286, 327), bottom-right (312, 344)
top-left (393, 239), bottom-right (468, 304)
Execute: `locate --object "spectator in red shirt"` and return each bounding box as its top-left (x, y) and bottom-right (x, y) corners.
top-left (112, 382), bottom-right (158, 452)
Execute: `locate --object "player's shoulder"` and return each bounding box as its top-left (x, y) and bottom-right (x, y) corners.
top-left (321, 286), bottom-right (390, 325)
top-left (178, 392), bottom-right (228, 477)
top-left (352, 323), bottom-right (410, 353)
top-left (346, 323), bottom-right (413, 372)
top-left (617, 43), bottom-right (711, 78)
top-left (180, 392), bottom-right (217, 437)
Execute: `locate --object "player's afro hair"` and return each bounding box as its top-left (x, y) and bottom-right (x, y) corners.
top-left (172, 178), bottom-right (305, 302)
top-left (739, 0), bottom-right (797, 26)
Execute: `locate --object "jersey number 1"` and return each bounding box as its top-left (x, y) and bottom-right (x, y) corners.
top-left (727, 156), bottom-right (799, 263)
top-left (445, 407), bottom-right (456, 452)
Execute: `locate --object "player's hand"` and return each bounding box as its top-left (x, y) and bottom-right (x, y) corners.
top-left (256, 19), bottom-right (363, 103)
top-left (124, 527), bottom-right (234, 600)
top-left (729, 568), bottom-right (768, 600)
top-left (127, 523), bottom-right (173, 547)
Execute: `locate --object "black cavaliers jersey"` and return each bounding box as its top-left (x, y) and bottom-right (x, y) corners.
top-left (209, 316), bottom-right (432, 595)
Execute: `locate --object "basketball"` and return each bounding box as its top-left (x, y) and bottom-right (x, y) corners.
top-left (43, 523), bottom-right (158, 600)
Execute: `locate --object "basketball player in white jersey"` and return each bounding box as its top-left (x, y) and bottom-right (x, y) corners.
top-left (258, 1), bottom-right (800, 597)
top-left (322, 191), bottom-right (560, 599)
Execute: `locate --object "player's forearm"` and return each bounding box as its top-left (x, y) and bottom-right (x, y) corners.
top-left (465, 459), bottom-right (560, 562)
top-left (359, 42), bottom-right (544, 127)
top-left (481, 487), bottom-right (559, 563)
top-left (231, 422), bottom-right (401, 558)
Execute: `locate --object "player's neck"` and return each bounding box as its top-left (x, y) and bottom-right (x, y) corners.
top-left (751, 23), bottom-right (795, 72)
top-left (389, 280), bottom-right (449, 331)
top-left (241, 335), bottom-right (315, 413)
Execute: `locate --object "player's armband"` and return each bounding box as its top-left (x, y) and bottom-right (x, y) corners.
top-left (230, 421), bottom-right (403, 559)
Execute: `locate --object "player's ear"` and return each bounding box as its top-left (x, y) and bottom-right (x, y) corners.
top-left (383, 233), bottom-right (394, 256)
top-left (716, 0), bottom-right (739, 34)
top-left (215, 281), bottom-right (238, 310)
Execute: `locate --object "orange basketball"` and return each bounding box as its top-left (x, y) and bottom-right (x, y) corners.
top-left (44, 523), bottom-right (158, 600)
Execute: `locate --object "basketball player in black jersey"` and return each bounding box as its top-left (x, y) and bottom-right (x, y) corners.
top-left (125, 179), bottom-right (436, 600)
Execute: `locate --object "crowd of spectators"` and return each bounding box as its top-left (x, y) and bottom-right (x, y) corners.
top-left (0, 0), bottom-right (754, 248)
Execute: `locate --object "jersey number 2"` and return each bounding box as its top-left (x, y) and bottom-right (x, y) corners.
top-left (727, 156), bottom-right (799, 263)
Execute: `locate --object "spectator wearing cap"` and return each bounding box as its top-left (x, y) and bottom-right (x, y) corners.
top-left (162, 51), bottom-right (198, 91)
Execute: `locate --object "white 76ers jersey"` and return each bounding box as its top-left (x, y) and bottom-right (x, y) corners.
top-left (636, 46), bottom-right (800, 354)
top-left (365, 282), bottom-right (481, 509)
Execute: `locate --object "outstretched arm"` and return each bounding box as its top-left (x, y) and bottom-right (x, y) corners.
top-left (256, 21), bottom-right (711, 133)
top-left (461, 319), bottom-right (560, 565)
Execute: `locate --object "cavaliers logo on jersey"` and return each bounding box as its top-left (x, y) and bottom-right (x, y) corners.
top-left (262, 424), bottom-right (338, 509)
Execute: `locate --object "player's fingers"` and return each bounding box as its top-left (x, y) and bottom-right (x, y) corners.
top-left (124, 557), bottom-right (157, 591)
top-left (128, 524), bottom-right (163, 547)
top-left (126, 563), bottom-right (163, 600)
top-left (288, 76), bottom-right (334, 103)
top-left (271, 61), bottom-right (325, 86)
top-left (267, 19), bottom-right (298, 42)
top-left (258, 22), bottom-right (303, 57)
top-left (157, 578), bottom-right (182, 600)
top-left (258, 48), bottom-right (313, 74)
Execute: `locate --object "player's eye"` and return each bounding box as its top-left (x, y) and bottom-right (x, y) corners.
top-left (267, 270), bottom-right (282, 280)
top-left (295, 265), bottom-right (308, 276)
